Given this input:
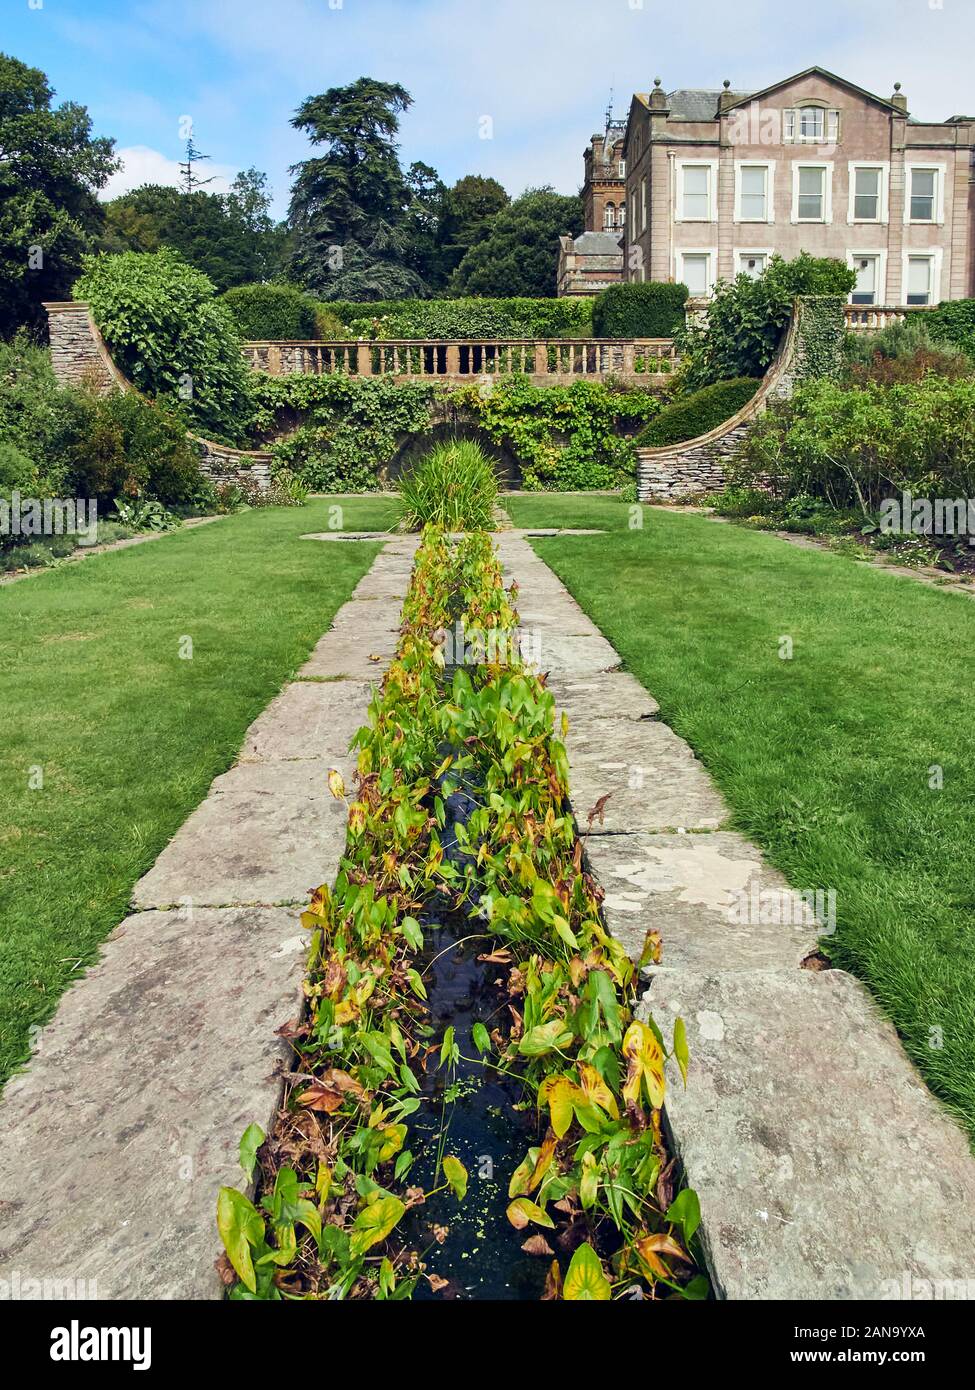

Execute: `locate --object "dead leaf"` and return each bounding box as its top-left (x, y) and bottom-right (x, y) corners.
top-left (427, 1273), bottom-right (449, 1293)
top-left (541, 1259), bottom-right (563, 1300)
top-left (432, 1224), bottom-right (449, 1245)
top-left (214, 1252), bottom-right (235, 1286)
top-left (587, 793), bottom-right (613, 828)
top-left (522, 1235), bottom-right (555, 1257)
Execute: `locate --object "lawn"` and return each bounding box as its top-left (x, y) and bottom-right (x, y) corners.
top-left (506, 493), bottom-right (975, 1141)
top-left (0, 495), bottom-right (401, 1087)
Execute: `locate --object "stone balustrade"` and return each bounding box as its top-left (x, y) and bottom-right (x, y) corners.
top-left (241, 337), bottom-right (677, 383)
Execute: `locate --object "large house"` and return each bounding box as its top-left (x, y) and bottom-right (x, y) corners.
top-left (557, 116), bottom-right (627, 297)
top-left (620, 67), bottom-right (975, 306)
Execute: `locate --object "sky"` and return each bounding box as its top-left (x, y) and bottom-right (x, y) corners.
top-left (3, 0), bottom-right (974, 218)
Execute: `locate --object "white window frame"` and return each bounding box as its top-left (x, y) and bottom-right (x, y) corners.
top-left (846, 249), bottom-right (888, 306)
top-left (733, 247), bottom-right (774, 280)
top-left (641, 176), bottom-right (647, 231)
top-left (904, 164), bottom-right (946, 225)
top-left (676, 247), bottom-right (718, 298)
top-left (901, 248), bottom-right (943, 306)
top-left (784, 106), bottom-right (840, 145)
top-left (675, 159), bottom-right (718, 223)
top-left (847, 162), bottom-right (889, 225)
top-left (618, 159), bottom-right (627, 177)
top-left (629, 190), bottom-right (637, 240)
top-left (734, 161), bottom-right (775, 224)
top-left (791, 161), bottom-right (833, 223)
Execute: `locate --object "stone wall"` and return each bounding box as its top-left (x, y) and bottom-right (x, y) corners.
top-left (44, 302), bottom-right (274, 491)
top-left (637, 301), bottom-right (803, 501)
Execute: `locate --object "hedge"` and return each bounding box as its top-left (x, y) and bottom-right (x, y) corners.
top-left (320, 296), bottom-right (594, 341)
top-left (636, 377), bottom-right (761, 447)
top-left (222, 284), bottom-right (318, 341)
top-left (592, 282), bottom-right (689, 339)
top-left (925, 299), bottom-right (975, 360)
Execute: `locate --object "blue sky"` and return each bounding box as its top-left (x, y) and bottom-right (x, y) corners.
top-left (4, 0), bottom-right (973, 217)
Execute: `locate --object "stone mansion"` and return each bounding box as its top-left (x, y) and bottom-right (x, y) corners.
top-left (568, 67), bottom-right (975, 307)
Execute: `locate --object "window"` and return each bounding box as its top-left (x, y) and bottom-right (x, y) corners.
top-left (618, 159), bottom-right (626, 177)
top-left (737, 164), bottom-right (770, 221)
top-left (785, 106), bottom-right (840, 144)
top-left (641, 177), bottom-right (647, 230)
top-left (630, 193), bottom-right (637, 240)
top-left (795, 165), bottom-right (828, 221)
top-left (618, 201), bottom-right (626, 228)
top-left (681, 165), bottom-right (711, 220)
top-left (909, 167), bottom-right (938, 221)
top-left (906, 255), bottom-right (934, 305)
top-left (678, 251), bottom-right (714, 297)
top-left (851, 255), bottom-right (880, 305)
top-left (603, 202), bottom-right (616, 230)
top-left (853, 167), bottom-right (881, 220)
top-left (738, 252), bottom-right (768, 279)
top-left (848, 163), bottom-right (888, 223)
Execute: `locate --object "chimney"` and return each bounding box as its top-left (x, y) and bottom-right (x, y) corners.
top-left (719, 79), bottom-right (735, 114)
top-left (891, 82), bottom-right (908, 115)
top-left (650, 76), bottom-right (668, 112)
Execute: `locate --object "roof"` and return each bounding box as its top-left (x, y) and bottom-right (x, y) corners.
top-left (573, 231), bottom-right (624, 254)
top-left (724, 66), bottom-right (902, 114)
top-left (667, 88), bottom-right (750, 120)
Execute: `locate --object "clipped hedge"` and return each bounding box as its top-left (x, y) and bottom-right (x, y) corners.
top-left (592, 282), bottom-right (689, 339)
top-left (636, 377), bottom-right (761, 447)
top-left (322, 296), bottom-right (594, 341)
top-left (221, 284), bottom-right (318, 340)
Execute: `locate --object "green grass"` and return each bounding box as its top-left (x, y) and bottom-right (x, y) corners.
top-left (0, 495), bottom-right (401, 1086)
top-left (505, 493), bottom-right (975, 1141)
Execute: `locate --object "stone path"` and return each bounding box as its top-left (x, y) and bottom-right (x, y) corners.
top-left (0, 535), bottom-right (417, 1299)
top-left (497, 528), bottom-right (975, 1303)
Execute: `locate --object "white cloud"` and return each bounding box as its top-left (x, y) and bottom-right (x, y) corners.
top-left (99, 146), bottom-right (237, 202)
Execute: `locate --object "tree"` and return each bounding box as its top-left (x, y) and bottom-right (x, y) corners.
top-left (438, 175), bottom-right (509, 280)
top-left (0, 52), bottom-right (118, 336)
top-left (286, 77), bottom-right (429, 300)
top-left (450, 188), bottom-right (584, 298)
top-left (102, 170), bottom-right (284, 291)
top-left (402, 160), bottom-right (449, 289)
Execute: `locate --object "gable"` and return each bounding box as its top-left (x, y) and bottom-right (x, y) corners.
top-left (726, 66), bottom-right (899, 116)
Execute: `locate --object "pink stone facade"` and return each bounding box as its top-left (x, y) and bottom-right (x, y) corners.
top-left (622, 67), bottom-right (975, 307)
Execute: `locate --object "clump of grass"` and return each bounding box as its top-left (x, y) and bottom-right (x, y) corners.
top-left (399, 439), bottom-right (499, 531)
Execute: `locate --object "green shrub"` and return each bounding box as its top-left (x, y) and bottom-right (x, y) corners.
top-left (592, 282), bottom-right (689, 339)
top-left (923, 299), bottom-right (975, 360)
top-left (221, 284), bottom-right (318, 340)
top-left (312, 305), bottom-right (351, 340)
top-left (61, 389), bottom-right (205, 508)
top-left (677, 253), bottom-right (856, 391)
top-left (399, 439), bottom-right (499, 530)
top-left (637, 377), bottom-right (761, 447)
top-left (732, 376), bottom-right (975, 512)
top-left (322, 296), bottom-right (593, 341)
top-left (453, 376), bottom-right (660, 490)
top-left (75, 249), bottom-right (254, 442)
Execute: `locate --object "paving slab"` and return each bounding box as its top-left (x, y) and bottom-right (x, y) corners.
top-left (133, 757), bottom-right (354, 910)
top-left (647, 969), bottom-right (975, 1301)
top-left (0, 907), bottom-right (304, 1300)
top-left (565, 722), bottom-right (728, 833)
top-left (587, 830), bottom-right (818, 973)
top-left (239, 679), bottom-right (373, 763)
top-left (546, 670), bottom-right (660, 722)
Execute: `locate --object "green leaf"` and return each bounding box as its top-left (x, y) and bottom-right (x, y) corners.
top-left (442, 1155), bottom-right (468, 1201)
top-left (406, 968), bottom-right (427, 1000)
top-left (217, 1188), bottom-right (265, 1293)
top-left (238, 1123), bottom-right (265, 1180)
top-left (673, 1016), bottom-right (689, 1088)
top-left (398, 916), bottom-right (423, 951)
top-left (666, 1187), bottom-right (701, 1244)
top-left (349, 1194), bottom-right (406, 1259)
top-left (471, 1021), bottom-right (492, 1055)
top-left (563, 1241), bottom-right (612, 1301)
top-left (518, 1018), bottom-right (573, 1057)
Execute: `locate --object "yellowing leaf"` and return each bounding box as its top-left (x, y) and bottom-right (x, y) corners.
top-left (540, 1076), bottom-right (578, 1138)
top-left (622, 1019), bottom-right (666, 1112)
top-left (563, 1241), bottom-right (611, 1301)
top-left (578, 1062), bottom-right (619, 1120)
top-left (349, 1194), bottom-right (405, 1259)
top-left (518, 1019), bottom-right (573, 1057)
top-left (506, 1197), bottom-right (555, 1231)
top-left (442, 1155), bottom-right (468, 1201)
top-left (216, 1188), bottom-right (265, 1294)
top-left (327, 768), bottom-right (345, 800)
top-left (579, 1151), bottom-right (599, 1210)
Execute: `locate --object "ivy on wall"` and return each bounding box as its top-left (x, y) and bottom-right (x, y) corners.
top-left (794, 295), bottom-right (847, 383)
